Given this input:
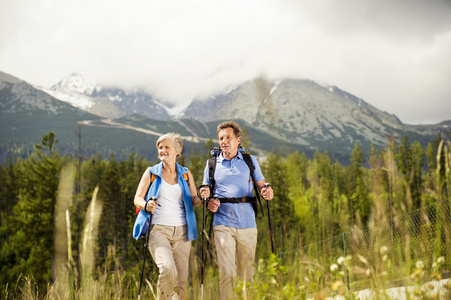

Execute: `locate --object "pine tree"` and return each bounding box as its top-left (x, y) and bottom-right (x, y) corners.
top-left (188, 139), bottom-right (213, 185)
top-left (240, 126), bottom-right (252, 154)
top-left (348, 142), bottom-right (370, 225)
top-left (261, 153), bottom-right (293, 254)
top-left (97, 154), bottom-right (124, 271)
top-left (6, 132), bottom-right (66, 290)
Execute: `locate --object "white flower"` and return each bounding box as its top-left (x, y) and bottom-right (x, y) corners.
top-left (437, 257), bottom-right (445, 264)
top-left (380, 246), bottom-right (388, 255)
top-left (382, 255), bottom-right (388, 262)
top-left (330, 264), bottom-right (339, 272)
top-left (416, 260), bottom-right (424, 269)
top-left (365, 268), bottom-right (371, 276)
top-left (337, 257), bottom-right (345, 265)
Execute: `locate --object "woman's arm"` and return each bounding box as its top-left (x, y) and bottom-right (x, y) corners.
top-left (134, 170), bottom-right (158, 213)
top-left (187, 169), bottom-right (202, 207)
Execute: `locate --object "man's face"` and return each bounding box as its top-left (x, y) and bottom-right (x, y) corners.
top-left (218, 127), bottom-right (241, 157)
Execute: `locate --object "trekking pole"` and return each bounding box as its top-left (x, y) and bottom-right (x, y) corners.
top-left (138, 197), bottom-right (157, 300)
top-left (264, 183), bottom-right (276, 254)
top-left (199, 185), bottom-right (210, 300)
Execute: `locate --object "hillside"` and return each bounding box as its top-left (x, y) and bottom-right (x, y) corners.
top-left (1, 71), bottom-right (448, 164)
top-left (183, 78), bottom-right (442, 153)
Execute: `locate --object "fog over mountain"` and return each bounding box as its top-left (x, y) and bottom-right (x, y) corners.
top-left (1, 1), bottom-right (450, 125)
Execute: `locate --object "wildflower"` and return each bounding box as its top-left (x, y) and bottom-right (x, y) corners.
top-left (337, 257), bottom-right (345, 265)
top-left (339, 271), bottom-right (345, 277)
top-left (346, 255), bottom-right (352, 261)
top-left (437, 256), bottom-right (445, 264)
top-left (432, 262), bottom-right (437, 269)
top-left (330, 264), bottom-right (338, 272)
top-left (365, 268), bottom-right (371, 276)
top-left (331, 280), bottom-right (344, 291)
top-left (411, 268), bottom-right (425, 280)
top-left (416, 260), bottom-right (424, 269)
top-left (382, 255), bottom-right (388, 262)
top-left (380, 245), bottom-right (388, 255)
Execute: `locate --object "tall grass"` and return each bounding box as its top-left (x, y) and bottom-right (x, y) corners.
top-left (4, 140), bottom-right (451, 299)
top-left (53, 164), bottom-right (76, 299)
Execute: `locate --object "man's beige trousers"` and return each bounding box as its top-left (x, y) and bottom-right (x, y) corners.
top-left (214, 225), bottom-right (258, 300)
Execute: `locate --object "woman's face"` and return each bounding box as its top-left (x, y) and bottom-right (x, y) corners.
top-left (157, 139), bottom-right (178, 162)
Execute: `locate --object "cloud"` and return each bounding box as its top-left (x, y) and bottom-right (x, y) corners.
top-left (1, 0), bottom-right (450, 124)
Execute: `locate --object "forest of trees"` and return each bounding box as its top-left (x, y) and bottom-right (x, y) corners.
top-left (0, 131), bottom-right (450, 297)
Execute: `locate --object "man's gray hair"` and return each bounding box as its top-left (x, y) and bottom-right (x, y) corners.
top-left (156, 133), bottom-right (183, 157)
top-left (216, 120), bottom-right (241, 138)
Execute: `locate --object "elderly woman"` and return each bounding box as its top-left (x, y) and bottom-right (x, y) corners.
top-left (133, 133), bottom-right (202, 299)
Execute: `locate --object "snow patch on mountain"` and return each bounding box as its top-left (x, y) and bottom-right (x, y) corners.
top-left (38, 86), bottom-right (94, 110)
top-left (156, 99), bottom-right (189, 118)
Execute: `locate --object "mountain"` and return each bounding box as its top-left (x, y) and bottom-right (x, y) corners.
top-left (39, 72), bottom-right (173, 120)
top-left (1, 70), bottom-right (448, 164)
top-left (0, 71), bottom-right (205, 162)
top-left (183, 78), bottom-right (446, 153)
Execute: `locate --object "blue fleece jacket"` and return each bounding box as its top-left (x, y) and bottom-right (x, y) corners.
top-left (133, 162), bottom-right (198, 241)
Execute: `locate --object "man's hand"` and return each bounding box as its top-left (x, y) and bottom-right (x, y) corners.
top-left (261, 184), bottom-right (274, 201)
top-left (208, 198), bottom-right (220, 213)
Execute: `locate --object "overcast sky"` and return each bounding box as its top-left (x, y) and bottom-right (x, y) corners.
top-left (1, 0), bottom-right (450, 125)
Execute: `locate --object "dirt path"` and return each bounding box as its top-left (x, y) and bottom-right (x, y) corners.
top-left (78, 118), bottom-right (216, 143)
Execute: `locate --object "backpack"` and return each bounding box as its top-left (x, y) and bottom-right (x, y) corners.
top-left (135, 172), bottom-right (189, 215)
top-left (207, 146), bottom-right (264, 216)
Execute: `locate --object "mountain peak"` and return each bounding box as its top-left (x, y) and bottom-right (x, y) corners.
top-left (50, 72), bottom-right (100, 96)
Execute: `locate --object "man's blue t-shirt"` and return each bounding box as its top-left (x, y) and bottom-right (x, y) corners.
top-left (202, 151), bottom-right (265, 228)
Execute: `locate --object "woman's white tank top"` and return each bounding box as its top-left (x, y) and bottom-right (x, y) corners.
top-left (151, 178), bottom-right (186, 226)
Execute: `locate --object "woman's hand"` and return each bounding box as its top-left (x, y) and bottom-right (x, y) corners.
top-left (145, 199), bottom-right (159, 213)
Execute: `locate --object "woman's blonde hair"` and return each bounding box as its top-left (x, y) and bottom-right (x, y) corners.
top-left (156, 133), bottom-right (183, 157)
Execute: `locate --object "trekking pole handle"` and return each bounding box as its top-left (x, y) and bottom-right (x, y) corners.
top-left (145, 197), bottom-right (159, 213)
top-left (198, 184), bottom-right (210, 202)
top-left (264, 183), bottom-right (271, 196)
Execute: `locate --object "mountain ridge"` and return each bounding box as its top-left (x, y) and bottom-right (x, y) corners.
top-left (1, 70), bottom-right (448, 163)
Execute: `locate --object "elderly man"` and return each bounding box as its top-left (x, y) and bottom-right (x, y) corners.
top-left (200, 120), bottom-right (273, 300)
